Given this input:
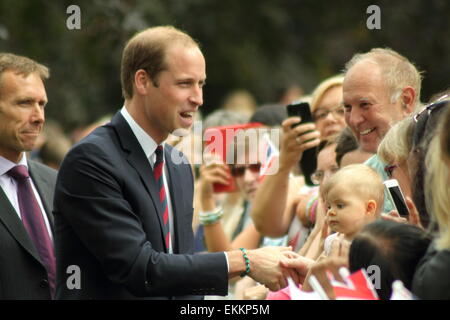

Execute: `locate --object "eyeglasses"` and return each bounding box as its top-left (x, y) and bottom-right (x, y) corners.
top-left (414, 94), bottom-right (450, 123)
top-left (384, 164), bottom-right (397, 178)
top-left (230, 163), bottom-right (262, 177)
top-left (310, 166), bottom-right (340, 185)
top-left (313, 105), bottom-right (345, 121)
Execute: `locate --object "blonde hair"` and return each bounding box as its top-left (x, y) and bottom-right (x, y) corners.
top-left (344, 48), bottom-right (422, 110)
top-left (378, 115), bottom-right (415, 165)
top-left (425, 131), bottom-right (450, 250)
top-left (322, 164), bottom-right (384, 215)
top-left (310, 75), bottom-right (344, 113)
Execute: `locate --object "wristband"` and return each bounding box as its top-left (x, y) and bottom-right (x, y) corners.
top-left (239, 248), bottom-right (250, 277)
top-left (199, 207), bottom-right (224, 225)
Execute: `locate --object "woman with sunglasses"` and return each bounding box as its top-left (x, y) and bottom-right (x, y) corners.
top-left (198, 143), bottom-right (269, 254)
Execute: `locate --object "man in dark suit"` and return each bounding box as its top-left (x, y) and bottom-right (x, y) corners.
top-left (54, 26), bottom-right (300, 299)
top-left (0, 53), bottom-right (57, 299)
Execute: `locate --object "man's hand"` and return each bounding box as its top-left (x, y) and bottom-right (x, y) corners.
top-left (246, 246), bottom-right (301, 292)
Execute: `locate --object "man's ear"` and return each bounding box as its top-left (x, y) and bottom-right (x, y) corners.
top-left (400, 86), bottom-right (416, 114)
top-left (366, 199), bottom-right (377, 216)
top-left (134, 69), bottom-right (150, 95)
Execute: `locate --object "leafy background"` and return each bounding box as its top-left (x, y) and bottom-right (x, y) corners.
top-left (1, 0), bottom-right (448, 133)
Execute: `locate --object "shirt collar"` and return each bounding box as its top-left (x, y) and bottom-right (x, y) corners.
top-left (120, 106), bottom-right (163, 160)
top-left (0, 153), bottom-right (28, 176)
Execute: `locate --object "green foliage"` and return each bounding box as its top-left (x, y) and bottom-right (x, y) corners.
top-left (0, 0), bottom-right (448, 132)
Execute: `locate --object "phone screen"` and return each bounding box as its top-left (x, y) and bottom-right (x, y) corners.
top-left (389, 186), bottom-right (409, 217)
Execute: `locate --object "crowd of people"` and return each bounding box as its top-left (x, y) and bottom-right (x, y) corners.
top-left (0, 25), bottom-right (449, 300)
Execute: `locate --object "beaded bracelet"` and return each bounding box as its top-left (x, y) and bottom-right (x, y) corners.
top-left (199, 207), bottom-right (224, 226)
top-left (239, 248), bottom-right (250, 277)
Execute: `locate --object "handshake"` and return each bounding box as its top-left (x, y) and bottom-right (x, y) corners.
top-left (228, 246), bottom-right (312, 292)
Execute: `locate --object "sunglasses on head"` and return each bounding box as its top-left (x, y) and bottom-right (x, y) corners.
top-left (414, 94), bottom-right (450, 123)
top-left (230, 163), bottom-right (262, 177)
top-left (412, 96), bottom-right (450, 147)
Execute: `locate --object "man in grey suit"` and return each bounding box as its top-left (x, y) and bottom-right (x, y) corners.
top-left (0, 53), bottom-right (57, 299)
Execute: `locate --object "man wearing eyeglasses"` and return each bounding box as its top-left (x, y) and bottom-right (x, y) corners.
top-left (342, 48), bottom-right (422, 213)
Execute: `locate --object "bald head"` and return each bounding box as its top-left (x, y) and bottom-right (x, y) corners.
top-left (344, 48), bottom-right (422, 108)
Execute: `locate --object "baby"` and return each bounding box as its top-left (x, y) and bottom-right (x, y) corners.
top-left (321, 164), bottom-right (384, 253)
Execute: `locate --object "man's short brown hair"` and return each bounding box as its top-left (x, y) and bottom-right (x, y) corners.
top-left (120, 25), bottom-right (199, 100)
top-left (0, 53), bottom-right (49, 92)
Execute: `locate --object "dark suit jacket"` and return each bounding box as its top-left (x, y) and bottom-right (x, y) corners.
top-left (0, 160), bottom-right (57, 299)
top-left (54, 112), bottom-right (228, 299)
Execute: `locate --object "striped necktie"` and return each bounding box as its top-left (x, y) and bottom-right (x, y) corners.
top-left (154, 145), bottom-right (170, 249)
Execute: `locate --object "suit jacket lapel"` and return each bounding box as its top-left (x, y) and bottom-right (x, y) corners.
top-left (0, 186), bottom-right (42, 263)
top-left (110, 112), bottom-right (168, 250)
top-left (28, 161), bottom-right (55, 230)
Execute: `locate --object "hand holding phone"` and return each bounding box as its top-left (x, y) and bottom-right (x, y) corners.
top-left (286, 102), bottom-right (317, 186)
top-left (383, 179), bottom-right (409, 217)
top-left (287, 102), bottom-right (314, 128)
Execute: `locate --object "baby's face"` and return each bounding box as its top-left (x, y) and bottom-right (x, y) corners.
top-left (325, 186), bottom-right (369, 239)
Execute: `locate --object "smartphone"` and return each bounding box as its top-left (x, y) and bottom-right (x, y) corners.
top-left (383, 179), bottom-right (409, 217)
top-left (286, 102), bottom-right (317, 186)
top-left (286, 102), bottom-right (314, 127)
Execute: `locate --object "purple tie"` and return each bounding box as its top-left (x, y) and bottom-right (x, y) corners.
top-left (7, 165), bottom-right (56, 298)
top-left (154, 146), bottom-right (170, 249)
